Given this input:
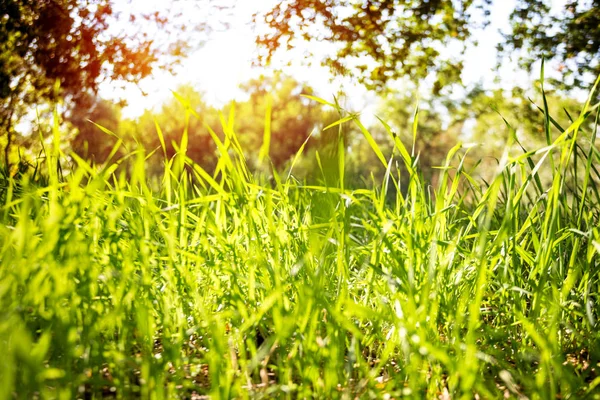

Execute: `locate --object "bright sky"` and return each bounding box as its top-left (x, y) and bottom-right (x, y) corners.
top-left (99, 0), bottom-right (569, 120)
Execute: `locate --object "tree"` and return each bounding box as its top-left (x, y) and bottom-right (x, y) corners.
top-left (123, 75), bottom-right (337, 179)
top-left (256, 0), bottom-right (599, 93)
top-left (500, 0), bottom-right (600, 90)
top-left (0, 0), bottom-right (230, 170)
top-left (234, 73), bottom-right (330, 169)
top-left (122, 85), bottom-right (220, 177)
top-left (69, 94), bottom-right (122, 164)
top-left (374, 92), bottom-right (459, 185)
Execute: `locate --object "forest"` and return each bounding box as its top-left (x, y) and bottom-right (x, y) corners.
top-left (1, 0), bottom-right (599, 398)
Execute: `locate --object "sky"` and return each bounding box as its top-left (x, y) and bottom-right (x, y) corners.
top-left (99, 0), bottom-right (569, 121)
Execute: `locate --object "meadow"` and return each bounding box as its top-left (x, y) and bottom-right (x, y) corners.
top-left (1, 81), bottom-right (599, 399)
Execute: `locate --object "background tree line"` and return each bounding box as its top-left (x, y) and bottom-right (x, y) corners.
top-left (1, 0), bottom-right (598, 187)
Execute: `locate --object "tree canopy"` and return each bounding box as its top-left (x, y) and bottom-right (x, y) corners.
top-left (256, 0), bottom-right (600, 93)
top-left (109, 75), bottom-right (333, 179)
top-left (2, 1), bottom-right (154, 117)
top-left (501, 0), bottom-right (600, 89)
top-left (0, 0), bottom-right (228, 169)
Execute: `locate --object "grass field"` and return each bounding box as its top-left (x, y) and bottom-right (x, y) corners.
top-left (1, 81), bottom-right (600, 399)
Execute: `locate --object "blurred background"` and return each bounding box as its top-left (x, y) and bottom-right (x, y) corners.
top-left (1, 0), bottom-right (598, 187)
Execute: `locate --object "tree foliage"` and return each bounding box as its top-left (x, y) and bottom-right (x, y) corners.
top-left (234, 73), bottom-right (332, 168)
top-left (70, 94), bottom-right (122, 164)
top-left (256, 0), bottom-right (599, 92)
top-left (371, 93), bottom-right (458, 186)
top-left (0, 0), bottom-right (229, 169)
top-left (117, 76), bottom-right (330, 177)
top-left (501, 0), bottom-right (600, 89)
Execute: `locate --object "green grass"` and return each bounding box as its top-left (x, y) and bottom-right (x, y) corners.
top-left (1, 81), bottom-right (600, 399)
